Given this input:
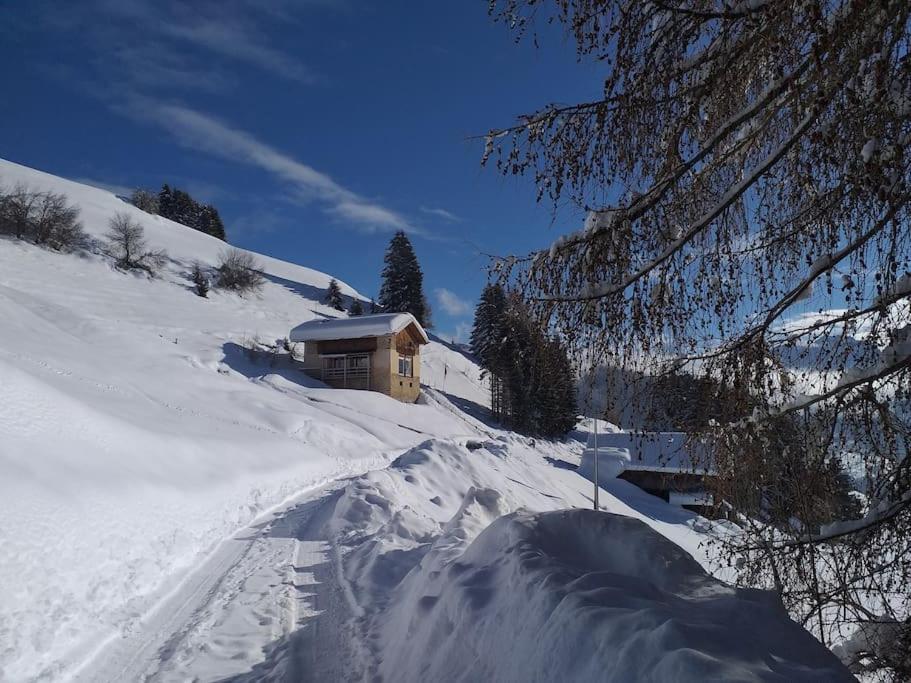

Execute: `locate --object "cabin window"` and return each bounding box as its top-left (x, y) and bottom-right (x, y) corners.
top-left (347, 355), bottom-right (369, 370)
top-left (324, 357), bottom-right (345, 371)
top-left (397, 354), bottom-right (413, 377)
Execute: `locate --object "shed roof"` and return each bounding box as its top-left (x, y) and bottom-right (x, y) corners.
top-left (584, 431), bottom-right (715, 475)
top-left (290, 312), bottom-right (429, 344)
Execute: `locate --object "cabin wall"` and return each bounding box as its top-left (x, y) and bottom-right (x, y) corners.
top-left (297, 329), bottom-right (422, 403)
top-left (377, 331), bottom-right (420, 402)
top-left (301, 343), bottom-right (321, 380)
top-left (370, 334), bottom-right (393, 396)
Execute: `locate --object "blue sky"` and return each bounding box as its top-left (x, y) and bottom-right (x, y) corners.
top-left (0, 0), bottom-right (601, 342)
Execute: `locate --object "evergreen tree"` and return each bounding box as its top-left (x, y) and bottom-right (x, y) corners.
top-left (536, 337), bottom-right (579, 436)
top-left (483, 292), bottom-right (577, 438)
top-left (158, 185), bottom-right (228, 241)
top-left (470, 283), bottom-right (508, 370)
top-left (378, 231), bottom-right (428, 326)
top-left (158, 184), bottom-right (174, 219)
top-left (197, 205), bottom-right (227, 241)
top-left (171, 189), bottom-right (196, 227)
top-left (471, 283), bottom-right (509, 419)
top-left (325, 278), bottom-right (345, 311)
top-left (369, 298), bottom-right (380, 313)
top-left (349, 298), bottom-right (364, 316)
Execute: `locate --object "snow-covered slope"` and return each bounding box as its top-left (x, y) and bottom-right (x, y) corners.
top-left (0, 159), bottom-right (487, 681)
top-left (0, 159), bottom-right (850, 682)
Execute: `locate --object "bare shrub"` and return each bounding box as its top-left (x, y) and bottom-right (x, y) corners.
top-left (129, 189), bottom-right (159, 215)
top-left (32, 192), bottom-right (86, 251)
top-left (215, 248), bottom-right (264, 294)
top-left (106, 213), bottom-right (166, 273)
top-left (0, 184), bottom-right (38, 239)
top-left (0, 185), bottom-right (85, 250)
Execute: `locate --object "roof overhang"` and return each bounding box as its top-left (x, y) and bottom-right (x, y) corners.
top-left (290, 312), bottom-right (429, 344)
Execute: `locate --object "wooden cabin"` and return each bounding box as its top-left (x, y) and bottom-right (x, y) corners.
top-left (289, 312), bottom-right (429, 402)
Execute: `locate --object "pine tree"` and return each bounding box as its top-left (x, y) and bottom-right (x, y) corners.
top-left (172, 189), bottom-right (196, 228)
top-left (476, 289), bottom-right (577, 437)
top-left (349, 298), bottom-right (364, 316)
top-left (325, 278), bottom-right (345, 311)
top-left (369, 298), bottom-right (380, 313)
top-left (537, 337), bottom-right (578, 437)
top-left (197, 205), bottom-right (227, 241)
top-left (378, 231), bottom-right (428, 326)
top-left (158, 184), bottom-right (174, 219)
top-left (470, 283), bottom-right (508, 370)
top-left (471, 283), bottom-right (509, 419)
top-left (158, 184), bottom-right (229, 242)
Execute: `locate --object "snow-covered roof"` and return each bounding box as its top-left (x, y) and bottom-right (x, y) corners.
top-left (584, 431), bottom-right (714, 475)
top-left (290, 312), bottom-right (429, 344)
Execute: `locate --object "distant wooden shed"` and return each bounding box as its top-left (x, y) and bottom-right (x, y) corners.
top-left (289, 312), bottom-right (429, 402)
top-left (582, 431), bottom-right (717, 516)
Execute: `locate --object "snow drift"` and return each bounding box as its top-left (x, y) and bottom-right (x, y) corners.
top-left (326, 439), bottom-right (851, 681)
top-left (381, 509), bottom-right (853, 682)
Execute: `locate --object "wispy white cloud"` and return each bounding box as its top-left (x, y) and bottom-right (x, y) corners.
top-left (420, 206), bottom-right (460, 222)
top-left (8, 0), bottom-right (322, 91)
top-left (122, 100), bottom-right (417, 234)
top-left (438, 321), bottom-right (472, 345)
top-left (157, 21), bottom-right (319, 85)
top-left (434, 288), bottom-right (473, 317)
top-left (328, 201), bottom-right (412, 232)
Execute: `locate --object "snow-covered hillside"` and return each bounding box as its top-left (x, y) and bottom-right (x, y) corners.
top-left (0, 159), bottom-right (851, 681)
top-left (0, 159), bottom-right (489, 680)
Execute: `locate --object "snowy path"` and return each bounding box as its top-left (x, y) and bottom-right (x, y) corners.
top-left (74, 482), bottom-right (356, 683)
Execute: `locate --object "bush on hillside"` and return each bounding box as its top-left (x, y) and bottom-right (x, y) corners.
top-left (34, 192), bottom-right (88, 251)
top-left (0, 184), bottom-right (36, 239)
top-left (0, 185), bottom-right (87, 251)
top-left (190, 261), bottom-right (209, 298)
top-left (106, 213), bottom-right (167, 273)
top-left (215, 248), bottom-right (264, 294)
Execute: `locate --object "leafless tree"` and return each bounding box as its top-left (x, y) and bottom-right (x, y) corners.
top-left (0, 186), bottom-right (86, 251)
top-left (0, 184), bottom-right (39, 240)
top-left (215, 248), bottom-right (264, 294)
top-left (129, 188), bottom-right (159, 215)
top-left (484, 0), bottom-right (910, 675)
top-left (32, 191), bottom-right (86, 251)
top-left (106, 213), bottom-right (166, 272)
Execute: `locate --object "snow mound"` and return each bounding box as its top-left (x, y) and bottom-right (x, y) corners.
top-left (380, 509), bottom-right (853, 682)
top-left (324, 438), bottom-right (843, 681)
top-left (577, 444), bottom-right (631, 483)
top-left (588, 431), bottom-right (714, 474)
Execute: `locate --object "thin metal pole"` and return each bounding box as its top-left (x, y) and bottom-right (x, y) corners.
top-left (593, 418), bottom-right (599, 511)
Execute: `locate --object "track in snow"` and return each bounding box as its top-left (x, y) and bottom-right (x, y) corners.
top-left (75, 482), bottom-right (355, 683)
